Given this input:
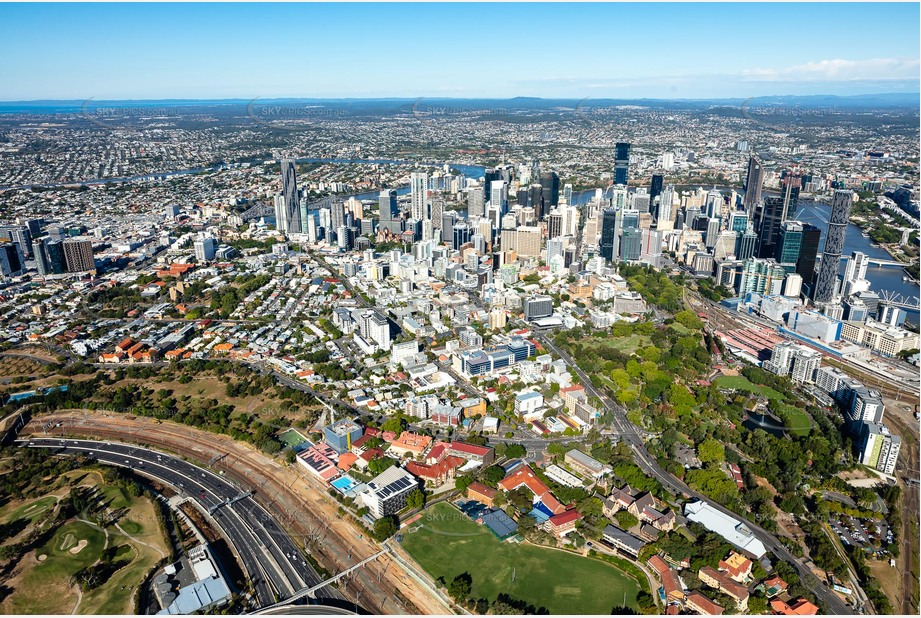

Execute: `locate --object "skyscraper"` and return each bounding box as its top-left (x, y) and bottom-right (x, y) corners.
top-left (735, 229), bottom-right (758, 260)
top-left (755, 197), bottom-right (784, 259)
top-left (46, 239), bottom-right (65, 274)
top-left (378, 189), bottom-right (402, 234)
top-left (468, 186), bottom-right (486, 218)
top-left (743, 155), bottom-right (764, 216)
top-left (614, 142), bottom-right (631, 185)
top-left (843, 251), bottom-right (870, 287)
top-left (780, 170), bottom-right (802, 221)
top-left (516, 188), bottom-right (529, 208)
top-left (649, 174), bottom-right (664, 217)
top-left (452, 222), bottom-right (471, 250)
top-left (331, 201), bottom-right (346, 232)
top-left (528, 184), bottom-right (543, 219)
top-left (657, 185), bottom-right (675, 227)
top-left (796, 224), bottom-right (821, 286)
top-left (547, 210), bottom-right (563, 239)
top-left (280, 159), bottom-right (301, 233)
top-left (273, 195), bottom-right (289, 232)
top-left (813, 190), bottom-right (852, 303)
top-left (775, 221), bottom-right (805, 268)
top-left (729, 211), bottom-right (749, 234)
top-left (0, 225), bottom-right (32, 258)
top-left (62, 239), bottom-right (94, 273)
top-left (490, 179), bottom-right (507, 214)
top-left (539, 172), bottom-right (560, 218)
top-left (620, 226), bottom-right (641, 261)
top-left (194, 236), bottom-right (217, 262)
top-left (411, 171), bottom-right (428, 221)
top-left (32, 238), bottom-right (50, 275)
top-left (0, 242), bottom-right (22, 278)
top-left (600, 208), bottom-right (618, 262)
top-left (484, 168), bottom-right (502, 203)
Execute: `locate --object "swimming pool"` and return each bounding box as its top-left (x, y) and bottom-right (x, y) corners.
top-left (331, 476), bottom-right (359, 494)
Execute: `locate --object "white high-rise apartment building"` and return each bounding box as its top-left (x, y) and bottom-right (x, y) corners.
top-left (411, 171), bottom-right (428, 221)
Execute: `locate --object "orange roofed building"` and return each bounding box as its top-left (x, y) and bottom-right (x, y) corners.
top-left (497, 465), bottom-right (565, 514)
top-left (770, 599), bottom-right (819, 616)
top-left (387, 432), bottom-right (432, 457)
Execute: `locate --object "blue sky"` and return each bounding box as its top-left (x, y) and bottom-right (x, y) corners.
top-left (1, 2), bottom-right (918, 100)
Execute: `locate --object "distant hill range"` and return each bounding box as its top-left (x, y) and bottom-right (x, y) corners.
top-left (0, 93), bottom-right (917, 114)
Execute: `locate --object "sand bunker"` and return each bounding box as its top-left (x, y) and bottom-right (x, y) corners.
top-left (69, 540), bottom-right (88, 555)
top-left (36, 554), bottom-right (47, 562)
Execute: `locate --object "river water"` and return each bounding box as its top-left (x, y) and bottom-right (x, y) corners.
top-left (793, 201), bottom-right (919, 310)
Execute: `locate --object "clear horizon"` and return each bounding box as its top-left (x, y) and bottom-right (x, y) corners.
top-left (0, 2), bottom-right (918, 100)
top-left (1, 92), bottom-right (920, 104)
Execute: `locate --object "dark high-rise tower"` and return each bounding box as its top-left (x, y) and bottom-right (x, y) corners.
top-left (796, 223), bottom-right (821, 286)
top-left (780, 170), bottom-right (802, 221)
top-left (527, 184), bottom-right (543, 218)
top-left (813, 190), bottom-right (852, 303)
top-left (755, 197), bottom-right (784, 259)
top-left (516, 188), bottom-right (529, 208)
top-left (32, 238), bottom-right (50, 276)
top-left (539, 172), bottom-right (559, 218)
top-left (600, 208), bottom-right (618, 262)
top-left (775, 221), bottom-right (805, 267)
top-left (484, 168), bottom-right (502, 203)
top-left (280, 159), bottom-right (301, 233)
top-left (649, 174), bottom-right (664, 217)
top-left (743, 155), bottom-right (764, 216)
top-left (614, 142), bottom-right (631, 185)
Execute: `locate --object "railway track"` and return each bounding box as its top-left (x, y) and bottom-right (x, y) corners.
top-left (22, 411), bottom-right (449, 615)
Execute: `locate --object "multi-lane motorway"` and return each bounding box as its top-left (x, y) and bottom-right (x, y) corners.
top-left (534, 333), bottom-right (854, 615)
top-left (20, 437), bottom-right (340, 609)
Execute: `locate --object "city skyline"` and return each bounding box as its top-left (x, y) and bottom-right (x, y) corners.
top-left (0, 2), bottom-right (918, 100)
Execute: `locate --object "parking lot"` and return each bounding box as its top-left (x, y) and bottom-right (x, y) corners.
top-left (829, 515), bottom-right (892, 558)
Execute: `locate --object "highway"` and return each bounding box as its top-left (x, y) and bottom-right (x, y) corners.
top-left (19, 437), bottom-right (341, 609)
top-left (533, 333), bottom-right (854, 615)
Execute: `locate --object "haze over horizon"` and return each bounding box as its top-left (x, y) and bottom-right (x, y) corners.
top-left (0, 2), bottom-right (918, 101)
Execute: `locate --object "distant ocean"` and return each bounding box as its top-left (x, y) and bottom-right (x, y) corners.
top-left (0, 100), bottom-right (254, 114)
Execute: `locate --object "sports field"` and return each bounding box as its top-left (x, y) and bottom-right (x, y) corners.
top-left (278, 428), bottom-right (308, 448)
top-left (400, 503), bottom-right (641, 614)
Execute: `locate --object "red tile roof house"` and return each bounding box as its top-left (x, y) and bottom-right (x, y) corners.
top-left (718, 551), bottom-right (753, 583)
top-left (699, 566), bottom-right (749, 611)
top-left (447, 441), bottom-right (495, 466)
top-left (498, 465), bottom-right (565, 514)
top-left (425, 442), bottom-right (451, 464)
top-left (647, 555), bottom-right (686, 603)
top-left (337, 451), bottom-right (359, 471)
top-left (685, 591), bottom-right (724, 615)
top-left (770, 598), bottom-right (819, 616)
top-left (404, 456), bottom-right (465, 485)
top-left (466, 482), bottom-right (497, 508)
top-left (763, 575), bottom-right (789, 598)
top-left (359, 448), bottom-right (385, 468)
top-left (387, 432), bottom-right (432, 458)
top-left (544, 509), bottom-right (582, 538)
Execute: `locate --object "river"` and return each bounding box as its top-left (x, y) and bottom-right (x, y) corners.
top-left (0, 157), bottom-right (486, 193)
top-left (793, 201), bottom-right (919, 312)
